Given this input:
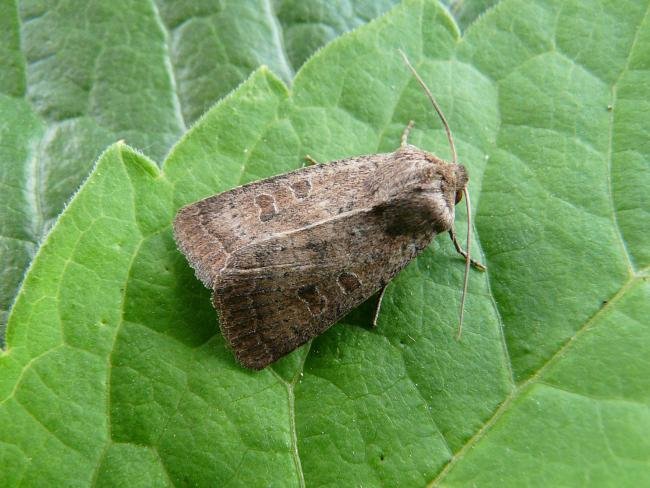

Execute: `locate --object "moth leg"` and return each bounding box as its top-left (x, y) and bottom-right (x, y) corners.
top-left (304, 154), bottom-right (320, 166)
top-left (371, 284), bottom-right (389, 328)
top-left (449, 228), bottom-right (487, 271)
top-left (401, 120), bottom-right (415, 147)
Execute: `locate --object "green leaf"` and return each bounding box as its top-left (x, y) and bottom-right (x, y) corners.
top-left (441, 0), bottom-right (499, 29)
top-left (2, 0), bottom-right (649, 486)
top-left (276, 0), bottom-right (402, 68)
top-left (159, 0), bottom-right (405, 124)
top-left (0, 0), bottom-right (407, 342)
top-left (0, 0), bottom-right (185, 342)
top-left (0, 95), bottom-right (42, 340)
top-left (0, 0), bottom-right (24, 97)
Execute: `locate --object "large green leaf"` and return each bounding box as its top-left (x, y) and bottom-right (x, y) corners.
top-left (0, 0), bottom-right (411, 342)
top-left (156, 0), bottom-right (403, 125)
top-left (0, 0), bottom-right (185, 342)
top-left (2, 0), bottom-right (649, 486)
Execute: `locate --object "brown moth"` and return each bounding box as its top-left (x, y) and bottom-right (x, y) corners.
top-left (173, 52), bottom-right (485, 370)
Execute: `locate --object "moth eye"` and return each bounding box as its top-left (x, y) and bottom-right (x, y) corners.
top-left (455, 190), bottom-right (463, 205)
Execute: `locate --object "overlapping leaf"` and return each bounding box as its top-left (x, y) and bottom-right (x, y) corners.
top-left (0, 0), bottom-right (404, 342)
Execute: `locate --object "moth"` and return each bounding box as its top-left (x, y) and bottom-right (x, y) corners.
top-left (174, 52), bottom-right (485, 370)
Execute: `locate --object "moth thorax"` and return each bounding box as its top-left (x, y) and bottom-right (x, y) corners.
top-left (373, 185), bottom-right (454, 236)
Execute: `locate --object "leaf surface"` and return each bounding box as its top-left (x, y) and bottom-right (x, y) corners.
top-left (1, 0), bottom-right (649, 486)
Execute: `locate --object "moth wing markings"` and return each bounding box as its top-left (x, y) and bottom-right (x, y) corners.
top-left (213, 207), bottom-right (435, 370)
top-left (173, 154), bottom-right (392, 288)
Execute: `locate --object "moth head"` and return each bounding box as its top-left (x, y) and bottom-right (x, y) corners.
top-left (449, 163), bottom-right (469, 208)
top-left (424, 156), bottom-right (468, 216)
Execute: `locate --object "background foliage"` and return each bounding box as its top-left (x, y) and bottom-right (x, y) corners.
top-left (1, 0), bottom-right (648, 486)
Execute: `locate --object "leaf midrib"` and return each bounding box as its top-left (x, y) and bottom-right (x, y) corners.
top-left (428, 272), bottom-right (644, 486)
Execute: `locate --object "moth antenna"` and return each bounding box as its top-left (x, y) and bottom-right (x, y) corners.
top-left (457, 187), bottom-right (472, 340)
top-left (399, 50), bottom-right (474, 338)
top-left (399, 49), bottom-right (457, 164)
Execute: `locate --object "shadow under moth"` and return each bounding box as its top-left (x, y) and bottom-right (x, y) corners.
top-left (173, 52), bottom-right (485, 370)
